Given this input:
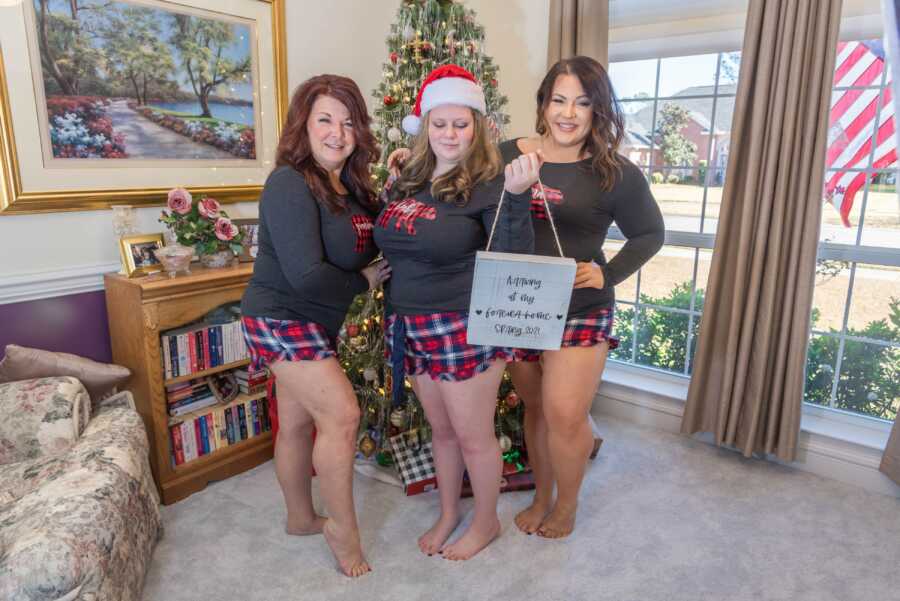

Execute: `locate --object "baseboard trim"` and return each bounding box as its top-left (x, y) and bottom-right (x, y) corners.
top-left (594, 378), bottom-right (899, 498)
top-left (0, 262), bottom-right (119, 305)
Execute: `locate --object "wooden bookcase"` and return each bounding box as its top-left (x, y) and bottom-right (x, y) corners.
top-left (105, 264), bottom-right (273, 505)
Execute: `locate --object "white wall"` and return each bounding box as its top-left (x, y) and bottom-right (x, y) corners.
top-left (0, 0), bottom-right (547, 291)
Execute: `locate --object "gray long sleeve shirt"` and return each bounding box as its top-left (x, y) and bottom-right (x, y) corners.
top-left (374, 176), bottom-right (534, 316)
top-left (500, 139), bottom-right (665, 316)
top-left (241, 166), bottom-right (378, 338)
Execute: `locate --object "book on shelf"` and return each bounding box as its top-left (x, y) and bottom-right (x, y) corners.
top-left (168, 392), bottom-right (273, 467)
top-left (160, 319), bottom-right (248, 380)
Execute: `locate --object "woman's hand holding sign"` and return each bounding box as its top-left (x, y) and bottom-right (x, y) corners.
top-left (573, 261), bottom-right (605, 289)
top-left (504, 150), bottom-right (545, 195)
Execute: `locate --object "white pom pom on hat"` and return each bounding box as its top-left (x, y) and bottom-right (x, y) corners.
top-left (401, 64), bottom-right (487, 135)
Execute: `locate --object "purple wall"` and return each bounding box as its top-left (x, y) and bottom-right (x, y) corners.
top-left (0, 291), bottom-right (112, 363)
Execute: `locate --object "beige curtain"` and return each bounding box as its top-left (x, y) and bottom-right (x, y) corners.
top-left (547, 0), bottom-right (608, 67)
top-left (680, 0), bottom-right (843, 462)
top-left (880, 421), bottom-right (900, 485)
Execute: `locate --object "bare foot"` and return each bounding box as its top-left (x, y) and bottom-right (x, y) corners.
top-left (514, 502), bottom-right (550, 535)
top-left (536, 504), bottom-right (576, 539)
top-left (441, 517), bottom-right (500, 561)
top-left (286, 513), bottom-right (327, 536)
top-left (418, 511), bottom-right (461, 556)
top-left (322, 519), bottom-right (371, 577)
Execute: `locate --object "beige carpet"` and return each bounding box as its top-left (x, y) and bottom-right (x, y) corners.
top-left (142, 415), bottom-right (900, 601)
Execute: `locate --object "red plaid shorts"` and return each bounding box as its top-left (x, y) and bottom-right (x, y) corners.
top-left (384, 311), bottom-right (514, 382)
top-left (516, 308), bottom-right (619, 362)
top-left (241, 316), bottom-right (336, 372)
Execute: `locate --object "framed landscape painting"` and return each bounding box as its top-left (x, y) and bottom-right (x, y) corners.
top-left (0, 0), bottom-right (287, 214)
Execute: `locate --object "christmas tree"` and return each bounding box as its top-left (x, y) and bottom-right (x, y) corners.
top-left (338, 0), bottom-right (524, 473)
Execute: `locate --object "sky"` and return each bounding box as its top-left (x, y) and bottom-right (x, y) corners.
top-left (609, 52), bottom-right (741, 102)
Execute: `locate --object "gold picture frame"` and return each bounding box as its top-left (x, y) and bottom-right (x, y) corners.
top-left (119, 233), bottom-right (166, 278)
top-left (0, 0), bottom-right (288, 216)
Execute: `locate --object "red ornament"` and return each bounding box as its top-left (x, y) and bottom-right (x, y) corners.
top-left (390, 51), bottom-right (399, 64)
top-left (347, 324), bottom-right (360, 337)
top-left (383, 95), bottom-right (396, 106)
top-left (422, 41), bottom-right (433, 53)
top-left (490, 78), bottom-right (498, 88)
top-left (505, 391), bottom-right (519, 407)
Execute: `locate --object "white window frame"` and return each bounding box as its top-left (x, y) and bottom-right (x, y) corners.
top-left (607, 28), bottom-right (896, 449)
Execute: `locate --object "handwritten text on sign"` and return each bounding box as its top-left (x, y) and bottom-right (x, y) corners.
top-left (467, 251), bottom-right (576, 350)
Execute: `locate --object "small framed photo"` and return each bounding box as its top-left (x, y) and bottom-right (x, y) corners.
top-left (119, 233), bottom-right (165, 278)
top-left (234, 218), bottom-right (260, 262)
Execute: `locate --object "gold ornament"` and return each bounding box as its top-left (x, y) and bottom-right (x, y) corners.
top-left (359, 434), bottom-right (376, 457)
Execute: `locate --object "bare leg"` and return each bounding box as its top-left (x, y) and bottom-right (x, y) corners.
top-left (507, 360), bottom-right (554, 534)
top-left (270, 359), bottom-right (370, 577)
top-left (269, 380), bottom-right (325, 535)
top-left (439, 360), bottom-right (506, 561)
top-left (537, 343), bottom-right (608, 538)
top-left (411, 375), bottom-right (463, 555)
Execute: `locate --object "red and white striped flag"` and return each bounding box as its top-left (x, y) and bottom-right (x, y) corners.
top-left (824, 40), bottom-right (896, 228)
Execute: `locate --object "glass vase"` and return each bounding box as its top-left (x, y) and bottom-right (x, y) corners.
top-left (199, 249), bottom-right (234, 269)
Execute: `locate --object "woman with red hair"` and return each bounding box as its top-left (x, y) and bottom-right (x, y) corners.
top-left (241, 75), bottom-right (390, 578)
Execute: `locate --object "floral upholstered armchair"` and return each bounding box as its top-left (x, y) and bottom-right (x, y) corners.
top-left (0, 376), bottom-right (161, 601)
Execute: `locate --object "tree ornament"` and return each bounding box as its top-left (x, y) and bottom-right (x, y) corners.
top-left (389, 408), bottom-right (406, 427)
top-left (376, 450), bottom-right (394, 467)
top-left (359, 433), bottom-right (376, 457)
top-left (346, 323), bottom-right (360, 337)
top-left (390, 51), bottom-right (399, 64)
top-left (363, 367), bottom-right (378, 382)
top-left (490, 78), bottom-right (498, 88)
top-left (497, 404), bottom-right (508, 416)
top-left (387, 127), bottom-right (403, 143)
top-left (498, 434), bottom-right (512, 452)
top-left (350, 336), bottom-right (366, 349)
top-left (403, 96), bottom-right (411, 103)
top-left (505, 391), bottom-right (519, 407)
top-left (383, 95), bottom-right (396, 106)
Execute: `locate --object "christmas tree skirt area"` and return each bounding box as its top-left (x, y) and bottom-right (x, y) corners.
top-left (141, 414), bottom-right (900, 601)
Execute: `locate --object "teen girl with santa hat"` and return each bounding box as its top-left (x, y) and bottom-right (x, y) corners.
top-left (375, 64), bottom-right (542, 561)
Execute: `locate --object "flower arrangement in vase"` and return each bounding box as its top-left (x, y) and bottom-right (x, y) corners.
top-left (159, 188), bottom-right (245, 268)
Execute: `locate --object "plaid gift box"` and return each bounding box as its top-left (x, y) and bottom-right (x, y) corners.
top-left (389, 428), bottom-right (438, 496)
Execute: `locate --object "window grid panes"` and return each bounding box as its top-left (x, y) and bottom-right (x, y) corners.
top-left (609, 52), bottom-right (737, 378)
top-left (806, 39), bottom-right (900, 422)
top-left (611, 44), bottom-right (900, 423)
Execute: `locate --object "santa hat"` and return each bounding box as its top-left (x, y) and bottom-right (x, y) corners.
top-left (401, 64), bottom-right (487, 135)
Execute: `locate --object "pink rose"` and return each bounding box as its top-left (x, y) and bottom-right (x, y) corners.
top-left (167, 187), bottom-right (192, 215)
top-left (215, 217), bottom-right (239, 241)
top-left (198, 197), bottom-right (221, 219)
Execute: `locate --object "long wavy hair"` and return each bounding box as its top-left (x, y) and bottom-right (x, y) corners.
top-left (276, 74), bottom-right (379, 213)
top-left (390, 109), bottom-right (501, 205)
top-left (536, 56), bottom-right (625, 191)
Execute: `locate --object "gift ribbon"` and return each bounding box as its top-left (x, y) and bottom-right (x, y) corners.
top-left (502, 449), bottom-right (525, 472)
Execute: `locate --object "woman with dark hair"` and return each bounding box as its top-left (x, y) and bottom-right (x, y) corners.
top-left (502, 56), bottom-right (664, 538)
top-left (376, 65), bottom-right (539, 561)
top-left (240, 74), bottom-right (390, 577)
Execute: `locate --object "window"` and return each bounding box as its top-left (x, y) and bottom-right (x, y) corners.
top-left (608, 52), bottom-right (740, 376)
top-left (805, 40), bottom-right (900, 422)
